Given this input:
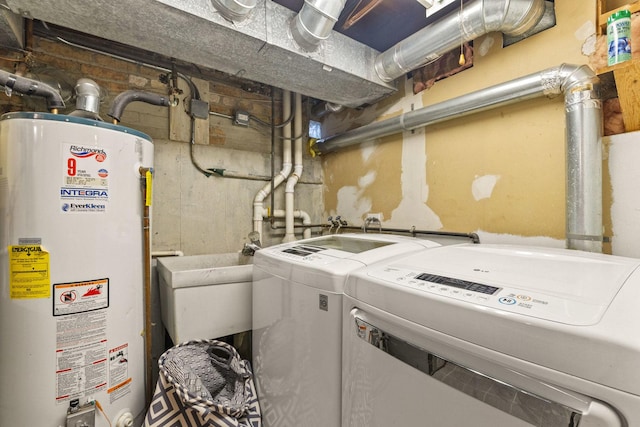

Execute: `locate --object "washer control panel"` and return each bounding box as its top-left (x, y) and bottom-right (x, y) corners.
top-left (274, 245), bottom-right (339, 265)
top-left (368, 266), bottom-right (607, 325)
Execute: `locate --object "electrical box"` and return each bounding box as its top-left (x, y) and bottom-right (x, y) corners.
top-left (190, 98), bottom-right (210, 120)
top-left (234, 110), bottom-right (250, 127)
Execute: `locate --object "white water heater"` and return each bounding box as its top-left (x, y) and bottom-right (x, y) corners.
top-left (0, 112), bottom-right (153, 426)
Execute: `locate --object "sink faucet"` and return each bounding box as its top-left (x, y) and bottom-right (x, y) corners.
top-left (242, 231), bottom-right (262, 256)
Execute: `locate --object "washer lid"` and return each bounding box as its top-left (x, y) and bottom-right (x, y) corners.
top-left (345, 244), bottom-right (640, 394)
top-left (254, 234), bottom-right (442, 292)
top-left (352, 244), bottom-right (640, 326)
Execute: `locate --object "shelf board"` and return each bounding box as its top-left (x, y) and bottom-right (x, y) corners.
top-left (597, 1), bottom-right (640, 33)
top-left (598, 58), bottom-right (640, 132)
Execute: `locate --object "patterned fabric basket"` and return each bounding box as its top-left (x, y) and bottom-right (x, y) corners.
top-left (145, 339), bottom-right (262, 427)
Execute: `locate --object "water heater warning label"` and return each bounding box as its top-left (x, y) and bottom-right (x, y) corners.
top-left (108, 343), bottom-right (131, 403)
top-left (60, 143), bottom-right (110, 214)
top-left (55, 309), bottom-right (108, 403)
top-left (8, 245), bottom-right (50, 299)
top-left (53, 278), bottom-right (109, 316)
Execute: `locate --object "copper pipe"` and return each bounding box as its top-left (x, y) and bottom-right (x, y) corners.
top-left (139, 167), bottom-right (153, 405)
top-left (343, 0), bottom-right (382, 30)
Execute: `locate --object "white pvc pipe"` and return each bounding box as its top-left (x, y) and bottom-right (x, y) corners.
top-left (284, 92), bottom-right (306, 241)
top-left (271, 209), bottom-right (312, 232)
top-left (253, 90), bottom-right (293, 238)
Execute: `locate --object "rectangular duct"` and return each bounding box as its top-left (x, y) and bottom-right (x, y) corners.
top-left (0, 8), bottom-right (24, 49)
top-left (6, 0), bottom-right (396, 107)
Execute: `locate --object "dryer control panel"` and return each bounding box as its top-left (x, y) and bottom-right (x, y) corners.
top-left (368, 266), bottom-right (608, 326)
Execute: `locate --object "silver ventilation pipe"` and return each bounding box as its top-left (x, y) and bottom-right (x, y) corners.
top-left (375, 0), bottom-right (546, 82)
top-left (69, 78), bottom-right (103, 121)
top-left (312, 100), bottom-right (344, 119)
top-left (211, 0), bottom-right (257, 22)
top-left (312, 64), bottom-right (602, 252)
top-left (290, 0), bottom-right (348, 51)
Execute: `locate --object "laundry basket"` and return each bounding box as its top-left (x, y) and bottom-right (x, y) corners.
top-left (145, 339), bottom-right (261, 427)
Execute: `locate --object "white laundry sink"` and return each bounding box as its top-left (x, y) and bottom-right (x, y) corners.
top-left (157, 253), bottom-right (253, 344)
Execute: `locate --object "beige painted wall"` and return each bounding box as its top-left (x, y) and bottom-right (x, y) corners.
top-left (323, 1), bottom-right (597, 246)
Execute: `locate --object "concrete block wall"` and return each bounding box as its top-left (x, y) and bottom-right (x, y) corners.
top-left (0, 36), bottom-right (325, 255)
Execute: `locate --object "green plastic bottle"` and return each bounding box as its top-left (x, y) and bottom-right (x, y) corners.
top-left (607, 9), bottom-right (632, 66)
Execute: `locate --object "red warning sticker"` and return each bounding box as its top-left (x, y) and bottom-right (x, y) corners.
top-left (53, 278), bottom-right (109, 316)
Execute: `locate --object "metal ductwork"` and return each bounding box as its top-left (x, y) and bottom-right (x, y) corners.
top-left (0, 8), bottom-right (23, 49)
top-left (290, 0), bottom-right (348, 51)
top-left (5, 0), bottom-right (394, 107)
top-left (312, 64), bottom-right (603, 253)
top-left (211, 0), bottom-right (257, 22)
top-left (375, 0), bottom-right (546, 82)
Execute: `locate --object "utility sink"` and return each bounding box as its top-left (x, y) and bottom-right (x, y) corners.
top-left (157, 253), bottom-right (253, 344)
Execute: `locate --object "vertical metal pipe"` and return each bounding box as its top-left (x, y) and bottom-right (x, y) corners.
top-left (563, 77), bottom-right (603, 252)
top-left (139, 167), bottom-right (153, 406)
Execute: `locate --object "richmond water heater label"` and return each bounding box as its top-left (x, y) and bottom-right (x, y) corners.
top-left (60, 143), bottom-right (110, 213)
top-left (8, 245), bottom-right (50, 299)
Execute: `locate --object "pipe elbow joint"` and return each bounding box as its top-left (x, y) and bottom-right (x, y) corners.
top-left (285, 176), bottom-right (299, 193)
top-left (492, 0), bottom-right (546, 37)
top-left (558, 63), bottom-right (599, 93)
top-left (0, 70), bottom-right (66, 111)
top-left (108, 90), bottom-right (170, 123)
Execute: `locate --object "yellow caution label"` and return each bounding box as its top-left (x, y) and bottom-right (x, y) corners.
top-left (8, 245), bottom-right (50, 299)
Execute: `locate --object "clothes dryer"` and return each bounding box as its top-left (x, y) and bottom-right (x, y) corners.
top-left (342, 243), bottom-right (640, 426)
top-left (252, 234), bottom-right (445, 427)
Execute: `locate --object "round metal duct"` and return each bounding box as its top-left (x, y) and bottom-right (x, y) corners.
top-left (211, 0), bottom-right (257, 22)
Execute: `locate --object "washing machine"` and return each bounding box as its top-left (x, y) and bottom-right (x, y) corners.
top-left (342, 243), bottom-right (640, 427)
top-left (252, 233), bottom-right (451, 427)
